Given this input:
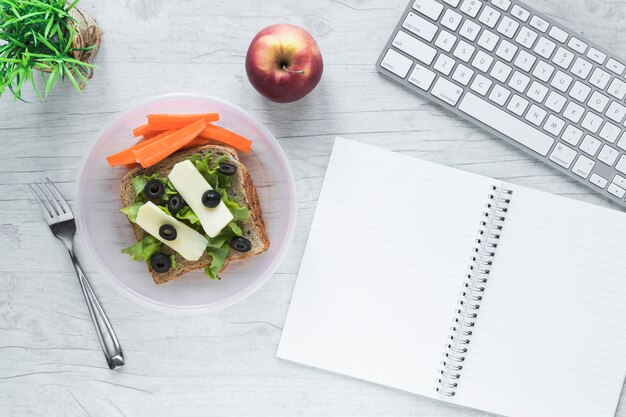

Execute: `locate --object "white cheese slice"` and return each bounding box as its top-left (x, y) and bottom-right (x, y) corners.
top-left (135, 201), bottom-right (208, 261)
top-left (168, 160), bottom-right (234, 238)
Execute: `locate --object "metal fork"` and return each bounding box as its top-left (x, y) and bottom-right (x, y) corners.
top-left (29, 178), bottom-right (125, 370)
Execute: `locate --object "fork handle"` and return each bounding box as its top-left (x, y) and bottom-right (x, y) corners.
top-left (69, 252), bottom-right (125, 370)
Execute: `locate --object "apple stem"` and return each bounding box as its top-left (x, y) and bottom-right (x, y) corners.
top-left (282, 65), bottom-right (305, 75)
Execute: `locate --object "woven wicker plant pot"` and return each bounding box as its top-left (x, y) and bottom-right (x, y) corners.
top-left (38, 6), bottom-right (103, 86)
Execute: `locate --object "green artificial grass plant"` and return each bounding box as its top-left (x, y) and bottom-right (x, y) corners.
top-left (0, 0), bottom-right (102, 101)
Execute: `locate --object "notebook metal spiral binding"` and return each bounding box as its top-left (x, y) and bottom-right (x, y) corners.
top-left (435, 185), bottom-right (513, 398)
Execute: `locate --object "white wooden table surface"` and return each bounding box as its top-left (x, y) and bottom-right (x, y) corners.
top-left (2, 0), bottom-right (626, 416)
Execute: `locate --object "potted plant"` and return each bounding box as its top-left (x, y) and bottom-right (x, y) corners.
top-left (0, 0), bottom-right (102, 101)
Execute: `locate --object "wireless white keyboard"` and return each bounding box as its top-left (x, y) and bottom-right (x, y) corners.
top-left (377, 0), bottom-right (626, 208)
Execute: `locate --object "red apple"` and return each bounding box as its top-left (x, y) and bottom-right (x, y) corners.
top-left (245, 24), bottom-right (323, 103)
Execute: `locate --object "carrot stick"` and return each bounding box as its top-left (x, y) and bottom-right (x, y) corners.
top-left (147, 113), bottom-right (219, 131)
top-left (198, 124), bottom-right (252, 153)
top-left (141, 130), bottom-right (164, 140)
top-left (106, 130), bottom-right (175, 167)
top-left (134, 119), bottom-right (207, 168)
top-left (132, 124), bottom-right (152, 138)
top-left (181, 137), bottom-right (216, 149)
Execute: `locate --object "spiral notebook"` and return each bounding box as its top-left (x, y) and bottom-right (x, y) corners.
top-left (278, 137), bottom-right (626, 417)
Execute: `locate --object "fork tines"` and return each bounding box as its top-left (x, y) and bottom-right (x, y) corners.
top-left (29, 178), bottom-right (73, 222)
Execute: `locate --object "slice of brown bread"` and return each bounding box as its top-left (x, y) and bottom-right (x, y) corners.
top-left (120, 145), bottom-right (269, 284)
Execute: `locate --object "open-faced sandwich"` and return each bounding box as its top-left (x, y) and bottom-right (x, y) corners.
top-left (106, 113), bottom-right (269, 284)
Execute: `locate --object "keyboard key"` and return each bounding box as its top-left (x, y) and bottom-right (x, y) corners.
top-left (442, 0), bottom-right (461, 6)
top-left (549, 142), bottom-right (577, 168)
top-left (393, 31), bottom-right (437, 65)
top-left (459, 20), bottom-right (482, 42)
top-left (608, 78), bottom-right (626, 100)
top-left (580, 135), bottom-right (601, 155)
top-left (561, 125), bottom-right (583, 146)
top-left (489, 84), bottom-right (511, 105)
top-left (403, 12), bottom-right (439, 42)
top-left (553, 47), bottom-right (575, 69)
top-left (598, 145), bottom-right (620, 166)
top-left (572, 155), bottom-right (595, 178)
top-left (589, 173), bottom-right (608, 189)
top-left (408, 64), bottom-right (437, 90)
top-left (472, 51), bottom-right (494, 72)
top-left (452, 63), bottom-right (474, 85)
top-left (599, 122), bottom-right (620, 143)
top-left (589, 68), bottom-right (611, 89)
top-left (381, 49), bottom-right (413, 78)
top-left (509, 71), bottom-right (530, 93)
top-left (551, 70), bottom-right (573, 92)
top-left (506, 94), bottom-right (529, 116)
top-left (514, 50), bottom-right (536, 72)
top-left (511, 5), bottom-right (530, 21)
top-left (470, 74), bottom-right (492, 96)
top-left (534, 37), bottom-right (556, 59)
top-left (607, 183), bottom-right (626, 199)
top-left (548, 26), bottom-right (568, 43)
top-left (588, 91), bottom-right (610, 113)
top-left (527, 81), bottom-right (548, 103)
top-left (606, 101), bottom-right (626, 123)
top-left (479, 6), bottom-right (501, 28)
top-left (491, 0), bottom-right (511, 11)
top-left (569, 81), bottom-right (591, 103)
top-left (441, 9), bottom-right (463, 31)
top-left (516, 27), bottom-right (538, 49)
top-left (606, 58), bottom-right (625, 75)
top-left (587, 48), bottom-right (607, 65)
top-left (413, 0), bottom-right (444, 20)
top-left (613, 174), bottom-right (626, 188)
top-left (434, 54), bottom-right (456, 75)
top-left (563, 102), bottom-right (584, 123)
top-left (545, 91), bottom-right (567, 113)
top-left (570, 57), bottom-right (593, 79)
top-left (491, 61), bottom-right (512, 82)
top-left (460, 0), bottom-right (482, 18)
top-left (453, 40), bottom-right (476, 62)
top-left (497, 16), bottom-right (519, 38)
top-left (544, 115), bottom-right (566, 136)
top-left (431, 77), bottom-right (464, 105)
top-left (459, 92), bottom-right (554, 155)
top-left (435, 30), bottom-right (457, 52)
top-left (618, 133), bottom-right (626, 151)
top-left (496, 40), bottom-right (518, 61)
top-left (532, 60), bottom-right (555, 82)
top-left (617, 155), bottom-right (626, 174)
top-left (477, 30), bottom-right (500, 52)
top-left (525, 104), bottom-right (547, 126)
top-left (567, 37), bottom-right (587, 54)
top-left (581, 112), bottom-right (603, 134)
top-left (529, 15), bottom-right (549, 33)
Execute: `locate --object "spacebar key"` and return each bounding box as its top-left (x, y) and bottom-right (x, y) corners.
top-left (459, 93), bottom-right (555, 156)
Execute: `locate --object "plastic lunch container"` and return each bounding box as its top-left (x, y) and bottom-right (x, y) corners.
top-left (75, 94), bottom-right (297, 313)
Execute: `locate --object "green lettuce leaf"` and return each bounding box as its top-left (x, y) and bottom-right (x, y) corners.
top-left (222, 194), bottom-right (249, 222)
top-left (175, 206), bottom-right (200, 227)
top-left (131, 174), bottom-right (177, 201)
top-left (225, 221), bottom-right (243, 237)
top-left (131, 174), bottom-right (158, 197)
top-left (120, 202), bottom-right (144, 223)
top-left (121, 236), bottom-right (162, 263)
top-left (205, 244), bottom-right (231, 280)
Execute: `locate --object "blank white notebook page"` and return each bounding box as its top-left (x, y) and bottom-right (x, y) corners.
top-left (455, 183), bottom-right (626, 417)
top-left (277, 137), bottom-right (496, 397)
